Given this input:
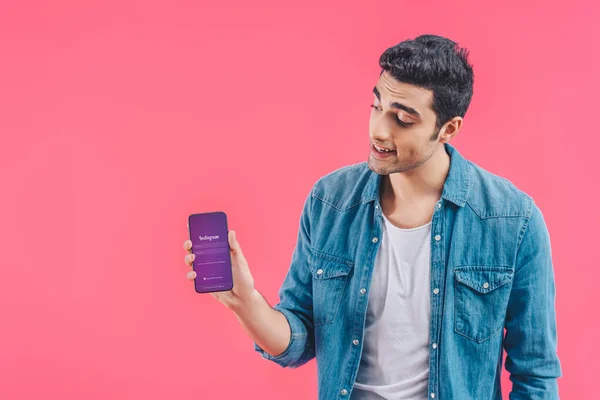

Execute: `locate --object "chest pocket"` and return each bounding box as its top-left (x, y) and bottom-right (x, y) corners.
top-left (453, 266), bottom-right (515, 343)
top-left (308, 248), bottom-right (354, 326)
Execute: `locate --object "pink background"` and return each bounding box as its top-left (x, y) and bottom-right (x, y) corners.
top-left (1, 1), bottom-right (597, 398)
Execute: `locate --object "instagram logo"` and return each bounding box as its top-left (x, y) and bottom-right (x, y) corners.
top-left (199, 235), bottom-right (220, 241)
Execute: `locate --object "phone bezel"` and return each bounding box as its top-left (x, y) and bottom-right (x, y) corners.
top-left (187, 211), bottom-right (234, 294)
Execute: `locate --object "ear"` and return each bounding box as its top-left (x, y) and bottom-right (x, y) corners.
top-left (438, 117), bottom-right (463, 143)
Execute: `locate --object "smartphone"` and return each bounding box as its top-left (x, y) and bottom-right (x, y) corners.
top-left (187, 211), bottom-right (234, 293)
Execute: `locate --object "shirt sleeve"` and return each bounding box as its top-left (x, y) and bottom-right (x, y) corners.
top-left (504, 200), bottom-right (563, 399)
top-left (253, 184), bottom-right (316, 368)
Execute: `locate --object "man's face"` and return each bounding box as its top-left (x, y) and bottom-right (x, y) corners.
top-left (368, 71), bottom-right (444, 175)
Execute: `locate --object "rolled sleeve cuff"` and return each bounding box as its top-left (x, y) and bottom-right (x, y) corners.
top-left (253, 304), bottom-right (309, 368)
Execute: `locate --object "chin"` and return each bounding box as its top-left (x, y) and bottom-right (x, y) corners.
top-left (369, 156), bottom-right (420, 175)
top-left (367, 157), bottom-right (394, 175)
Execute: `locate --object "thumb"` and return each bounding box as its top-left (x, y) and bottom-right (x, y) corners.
top-left (228, 230), bottom-right (246, 262)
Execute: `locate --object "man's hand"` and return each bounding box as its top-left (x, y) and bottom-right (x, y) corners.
top-left (184, 229), bottom-right (256, 311)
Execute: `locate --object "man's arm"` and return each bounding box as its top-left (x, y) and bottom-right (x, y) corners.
top-left (504, 201), bottom-right (563, 399)
top-left (232, 288), bottom-right (297, 360)
top-left (249, 184), bottom-right (317, 368)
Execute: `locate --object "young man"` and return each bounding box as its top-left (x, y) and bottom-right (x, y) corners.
top-left (184, 34), bottom-right (562, 399)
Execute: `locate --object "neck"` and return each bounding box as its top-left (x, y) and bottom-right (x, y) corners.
top-left (382, 145), bottom-right (450, 205)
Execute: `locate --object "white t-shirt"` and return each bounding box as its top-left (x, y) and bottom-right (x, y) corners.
top-left (351, 213), bottom-right (431, 400)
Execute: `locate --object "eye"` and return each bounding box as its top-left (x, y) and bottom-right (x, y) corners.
top-left (397, 118), bottom-right (413, 127)
top-left (370, 104), bottom-right (413, 127)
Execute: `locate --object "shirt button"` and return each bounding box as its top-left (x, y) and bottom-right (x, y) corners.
top-left (353, 339), bottom-right (359, 346)
top-left (372, 237), bottom-right (378, 243)
top-left (316, 269), bottom-right (324, 275)
top-left (360, 288), bottom-right (367, 294)
top-left (433, 288), bottom-right (440, 295)
top-left (483, 282), bottom-right (489, 289)
top-left (437, 202), bottom-right (442, 209)
top-left (432, 343), bottom-right (437, 349)
top-left (375, 204), bottom-right (379, 209)
top-left (340, 389), bottom-right (348, 396)
top-left (434, 235), bottom-right (441, 241)
top-left (431, 393), bottom-right (435, 398)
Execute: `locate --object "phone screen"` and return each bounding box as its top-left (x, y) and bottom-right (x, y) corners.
top-left (188, 211), bottom-right (234, 293)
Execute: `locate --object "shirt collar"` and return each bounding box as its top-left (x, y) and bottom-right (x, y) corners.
top-left (361, 142), bottom-right (471, 208)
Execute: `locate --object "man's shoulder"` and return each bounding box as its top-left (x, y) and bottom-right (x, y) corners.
top-left (311, 161), bottom-right (372, 210)
top-left (306, 157), bottom-right (538, 219)
top-left (466, 159), bottom-right (536, 219)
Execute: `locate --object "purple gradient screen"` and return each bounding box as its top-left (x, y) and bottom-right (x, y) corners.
top-left (188, 212), bottom-right (233, 293)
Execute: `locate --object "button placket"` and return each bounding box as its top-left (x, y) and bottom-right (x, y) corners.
top-left (428, 199), bottom-right (444, 400)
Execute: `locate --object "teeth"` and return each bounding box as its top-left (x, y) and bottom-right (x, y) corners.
top-left (375, 145), bottom-right (394, 152)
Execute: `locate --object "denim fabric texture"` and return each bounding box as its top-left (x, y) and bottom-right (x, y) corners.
top-left (253, 142), bottom-right (562, 399)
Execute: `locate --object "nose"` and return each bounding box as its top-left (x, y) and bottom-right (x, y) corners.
top-left (370, 114), bottom-right (395, 142)
top-left (370, 130), bottom-right (393, 145)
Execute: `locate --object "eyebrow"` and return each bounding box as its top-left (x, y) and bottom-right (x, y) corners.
top-left (373, 86), bottom-right (421, 119)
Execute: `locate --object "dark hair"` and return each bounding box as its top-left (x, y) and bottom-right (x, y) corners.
top-left (379, 34), bottom-right (474, 131)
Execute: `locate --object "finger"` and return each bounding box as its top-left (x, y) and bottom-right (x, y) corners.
top-left (229, 231), bottom-right (249, 271)
top-left (183, 240), bottom-right (192, 252)
top-left (228, 230), bottom-right (245, 258)
top-left (209, 291), bottom-right (231, 299)
top-left (185, 253), bottom-right (195, 267)
top-left (187, 270), bottom-right (197, 280)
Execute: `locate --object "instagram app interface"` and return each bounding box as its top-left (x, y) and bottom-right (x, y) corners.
top-left (189, 212), bottom-right (233, 292)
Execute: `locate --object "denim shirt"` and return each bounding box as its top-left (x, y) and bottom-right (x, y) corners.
top-left (253, 143), bottom-right (562, 399)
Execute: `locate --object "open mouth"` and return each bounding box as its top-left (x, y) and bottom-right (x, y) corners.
top-left (373, 144), bottom-right (396, 153)
top-left (372, 143), bottom-right (397, 157)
